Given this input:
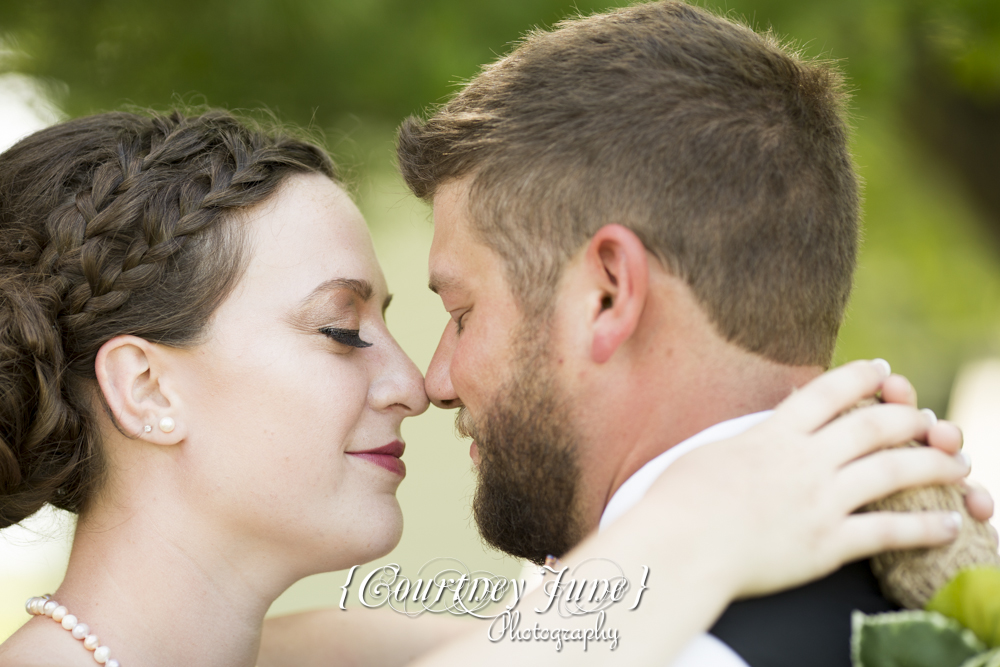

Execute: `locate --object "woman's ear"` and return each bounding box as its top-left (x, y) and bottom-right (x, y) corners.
top-left (95, 336), bottom-right (185, 444)
top-left (585, 224), bottom-right (650, 364)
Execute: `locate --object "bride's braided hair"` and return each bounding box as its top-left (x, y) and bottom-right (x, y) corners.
top-left (0, 109), bottom-right (335, 528)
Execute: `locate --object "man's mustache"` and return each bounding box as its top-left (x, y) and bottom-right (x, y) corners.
top-left (455, 406), bottom-right (478, 441)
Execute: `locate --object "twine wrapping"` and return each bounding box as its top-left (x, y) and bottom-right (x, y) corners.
top-left (855, 400), bottom-right (1000, 609)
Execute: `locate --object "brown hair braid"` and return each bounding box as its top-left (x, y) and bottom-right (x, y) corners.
top-left (0, 109), bottom-right (335, 529)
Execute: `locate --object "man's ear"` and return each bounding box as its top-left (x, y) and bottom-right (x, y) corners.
top-left (95, 335), bottom-right (185, 444)
top-left (584, 224), bottom-right (649, 364)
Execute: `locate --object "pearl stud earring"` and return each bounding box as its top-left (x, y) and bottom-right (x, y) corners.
top-left (159, 417), bottom-right (175, 433)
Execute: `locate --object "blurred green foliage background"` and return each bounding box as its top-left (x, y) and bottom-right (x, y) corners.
top-left (1, 0), bottom-right (999, 634)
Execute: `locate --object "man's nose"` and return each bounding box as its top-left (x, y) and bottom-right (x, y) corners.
top-left (425, 321), bottom-right (463, 409)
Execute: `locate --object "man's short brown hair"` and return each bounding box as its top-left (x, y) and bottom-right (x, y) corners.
top-left (398, 0), bottom-right (858, 367)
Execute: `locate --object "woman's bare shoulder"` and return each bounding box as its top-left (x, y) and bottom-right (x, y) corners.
top-left (0, 619), bottom-right (93, 667)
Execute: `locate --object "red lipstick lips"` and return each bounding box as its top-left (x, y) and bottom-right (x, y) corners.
top-left (347, 440), bottom-right (406, 477)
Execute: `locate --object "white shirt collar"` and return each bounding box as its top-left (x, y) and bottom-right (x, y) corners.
top-left (598, 410), bottom-right (773, 532)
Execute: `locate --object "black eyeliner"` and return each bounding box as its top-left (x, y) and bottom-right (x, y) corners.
top-left (319, 327), bottom-right (373, 348)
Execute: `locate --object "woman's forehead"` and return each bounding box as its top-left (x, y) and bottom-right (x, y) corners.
top-left (240, 173), bottom-right (388, 302)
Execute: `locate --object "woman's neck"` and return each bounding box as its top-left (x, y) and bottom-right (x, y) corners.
top-left (50, 501), bottom-right (290, 667)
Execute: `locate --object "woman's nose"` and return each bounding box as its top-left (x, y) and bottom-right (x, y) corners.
top-left (371, 334), bottom-right (430, 417)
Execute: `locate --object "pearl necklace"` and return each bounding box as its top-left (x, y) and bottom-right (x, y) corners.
top-left (25, 595), bottom-right (120, 667)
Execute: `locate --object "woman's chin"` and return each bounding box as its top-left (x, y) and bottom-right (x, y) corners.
top-left (318, 500), bottom-right (404, 571)
top-left (363, 507), bottom-right (405, 561)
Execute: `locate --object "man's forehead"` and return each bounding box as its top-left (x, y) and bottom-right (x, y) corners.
top-left (427, 204), bottom-right (467, 296)
top-left (427, 178), bottom-right (484, 294)
top-left (429, 181), bottom-right (468, 246)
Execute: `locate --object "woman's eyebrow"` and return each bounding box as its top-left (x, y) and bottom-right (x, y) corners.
top-left (299, 278), bottom-right (374, 308)
top-left (288, 279), bottom-right (376, 330)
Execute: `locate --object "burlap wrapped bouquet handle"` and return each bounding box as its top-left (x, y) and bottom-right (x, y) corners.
top-left (856, 400), bottom-right (1000, 610)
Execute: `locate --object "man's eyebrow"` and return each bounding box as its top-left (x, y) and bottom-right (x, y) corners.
top-left (428, 274), bottom-right (463, 295)
top-left (300, 278), bottom-right (374, 305)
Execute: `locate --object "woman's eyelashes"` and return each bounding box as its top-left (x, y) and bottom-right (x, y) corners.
top-left (320, 327), bottom-right (373, 348)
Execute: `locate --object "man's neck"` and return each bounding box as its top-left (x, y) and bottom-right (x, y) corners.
top-left (586, 351), bottom-right (823, 531)
top-left (624, 366), bottom-right (817, 487)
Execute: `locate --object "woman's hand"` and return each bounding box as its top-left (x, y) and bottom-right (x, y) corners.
top-left (880, 372), bottom-right (995, 530)
top-left (648, 359), bottom-right (971, 600)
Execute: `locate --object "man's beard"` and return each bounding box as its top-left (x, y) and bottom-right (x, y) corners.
top-left (457, 333), bottom-right (586, 566)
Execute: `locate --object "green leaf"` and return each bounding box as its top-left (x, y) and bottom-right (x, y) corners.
top-left (852, 610), bottom-right (987, 667)
top-left (961, 647), bottom-right (1000, 667)
top-left (928, 567), bottom-right (1000, 647)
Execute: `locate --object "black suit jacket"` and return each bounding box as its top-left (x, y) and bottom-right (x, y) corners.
top-left (708, 559), bottom-right (898, 667)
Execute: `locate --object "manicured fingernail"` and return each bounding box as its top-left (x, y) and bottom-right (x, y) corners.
top-left (958, 451), bottom-right (971, 470)
top-left (946, 511), bottom-right (963, 533)
top-left (872, 358), bottom-right (891, 378)
top-left (921, 408), bottom-right (937, 427)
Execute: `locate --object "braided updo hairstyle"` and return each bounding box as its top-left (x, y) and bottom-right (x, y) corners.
top-left (0, 109), bottom-right (335, 529)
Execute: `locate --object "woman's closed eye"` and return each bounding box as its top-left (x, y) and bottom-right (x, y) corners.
top-left (320, 327), bottom-right (372, 348)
